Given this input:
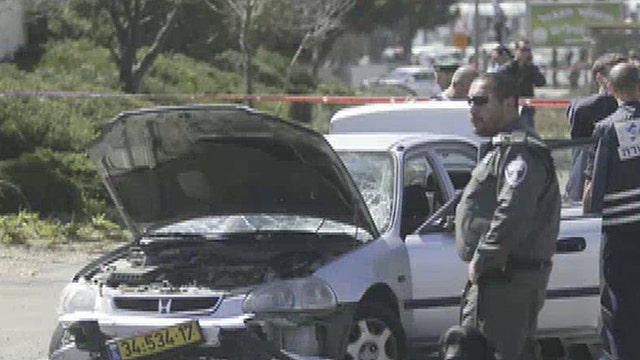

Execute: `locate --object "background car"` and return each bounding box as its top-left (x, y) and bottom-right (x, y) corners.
top-left (362, 66), bottom-right (442, 97)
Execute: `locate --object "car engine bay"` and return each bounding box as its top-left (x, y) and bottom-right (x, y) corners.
top-left (84, 233), bottom-right (359, 291)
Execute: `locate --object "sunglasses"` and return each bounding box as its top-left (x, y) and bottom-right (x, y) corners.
top-left (467, 96), bottom-right (490, 107)
top-left (519, 47), bottom-right (531, 52)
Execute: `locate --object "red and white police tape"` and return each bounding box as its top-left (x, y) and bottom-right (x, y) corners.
top-left (0, 91), bottom-right (572, 108)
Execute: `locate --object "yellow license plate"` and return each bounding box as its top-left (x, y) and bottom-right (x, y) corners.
top-left (106, 321), bottom-right (203, 360)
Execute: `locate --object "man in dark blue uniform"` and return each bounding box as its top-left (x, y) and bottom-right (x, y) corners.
top-left (584, 62), bottom-right (640, 360)
top-left (565, 53), bottom-right (627, 201)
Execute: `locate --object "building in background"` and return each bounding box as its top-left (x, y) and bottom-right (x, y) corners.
top-left (0, 0), bottom-right (25, 60)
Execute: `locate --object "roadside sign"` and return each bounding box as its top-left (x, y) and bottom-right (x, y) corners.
top-left (529, 2), bottom-right (623, 46)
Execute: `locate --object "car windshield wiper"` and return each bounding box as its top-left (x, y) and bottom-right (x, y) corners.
top-left (140, 232), bottom-right (223, 245)
top-left (145, 232), bottom-right (207, 239)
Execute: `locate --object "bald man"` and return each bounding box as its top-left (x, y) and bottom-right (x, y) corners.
top-left (432, 65), bottom-right (479, 100)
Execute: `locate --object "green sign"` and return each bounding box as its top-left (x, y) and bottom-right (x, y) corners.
top-left (529, 2), bottom-right (623, 46)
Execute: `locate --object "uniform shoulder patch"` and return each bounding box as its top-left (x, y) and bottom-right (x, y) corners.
top-left (504, 156), bottom-right (528, 187)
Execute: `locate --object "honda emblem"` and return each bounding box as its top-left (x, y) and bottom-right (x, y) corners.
top-left (158, 298), bottom-right (172, 314)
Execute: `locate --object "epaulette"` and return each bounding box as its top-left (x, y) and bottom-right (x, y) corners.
top-left (491, 131), bottom-right (548, 149)
top-left (491, 131), bottom-right (527, 146)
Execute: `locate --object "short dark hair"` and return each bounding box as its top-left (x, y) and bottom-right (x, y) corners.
top-left (609, 62), bottom-right (640, 92)
top-left (475, 73), bottom-right (519, 107)
top-left (591, 53), bottom-right (628, 80)
top-left (494, 45), bottom-right (512, 57)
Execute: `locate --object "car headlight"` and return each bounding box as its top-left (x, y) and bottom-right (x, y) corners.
top-left (57, 282), bottom-right (97, 315)
top-left (243, 277), bottom-right (337, 313)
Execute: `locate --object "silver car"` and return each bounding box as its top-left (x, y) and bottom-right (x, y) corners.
top-left (369, 66), bottom-right (442, 97)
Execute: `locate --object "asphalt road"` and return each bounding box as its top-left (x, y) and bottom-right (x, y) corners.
top-left (0, 247), bottom-right (102, 360)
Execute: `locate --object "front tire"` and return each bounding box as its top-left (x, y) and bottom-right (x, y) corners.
top-left (49, 323), bottom-right (70, 356)
top-left (344, 302), bottom-right (406, 360)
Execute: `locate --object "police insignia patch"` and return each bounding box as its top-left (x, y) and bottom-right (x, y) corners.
top-left (505, 156), bottom-right (527, 187)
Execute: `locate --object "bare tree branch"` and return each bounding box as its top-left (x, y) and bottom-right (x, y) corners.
top-left (107, 44), bottom-right (121, 63)
top-left (206, 0), bottom-right (273, 102)
top-left (131, 0), bottom-right (141, 51)
top-left (134, 5), bottom-right (179, 80)
top-left (108, 0), bottom-right (126, 50)
top-left (276, 0), bottom-right (355, 116)
top-left (102, 0), bottom-right (183, 92)
top-left (202, 0), bottom-right (221, 14)
top-left (223, 0), bottom-right (244, 19)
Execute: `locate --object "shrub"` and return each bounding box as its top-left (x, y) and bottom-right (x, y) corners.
top-left (0, 149), bottom-right (109, 219)
top-left (0, 211), bottom-right (131, 245)
top-left (0, 211), bottom-right (40, 245)
top-left (144, 53), bottom-right (243, 95)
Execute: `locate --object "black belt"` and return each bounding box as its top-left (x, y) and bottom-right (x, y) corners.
top-left (508, 258), bottom-right (552, 271)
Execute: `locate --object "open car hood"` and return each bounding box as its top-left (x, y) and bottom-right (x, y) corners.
top-left (87, 105), bottom-right (379, 238)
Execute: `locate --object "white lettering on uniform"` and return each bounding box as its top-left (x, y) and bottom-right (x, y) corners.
top-left (615, 120), bottom-right (640, 161)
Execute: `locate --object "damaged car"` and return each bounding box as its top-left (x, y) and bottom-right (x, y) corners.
top-left (50, 105), bottom-right (602, 360)
top-left (50, 105), bottom-right (395, 360)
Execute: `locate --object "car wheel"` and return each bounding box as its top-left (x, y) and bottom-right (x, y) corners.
top-left (49, 323), bottom-right (70, 356)
top-left (344, 302), bottom-right (406, 360)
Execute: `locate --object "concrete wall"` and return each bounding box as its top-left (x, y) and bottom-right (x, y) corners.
top-left (0, 0), bottom-right (25, 60)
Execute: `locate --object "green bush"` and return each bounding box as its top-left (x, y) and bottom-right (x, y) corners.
top-left (0, 97), bottom-right (147, 159)
top-left (144, 53), bottom-right (244, 95)
top-left (0, 211), bottom-right (39, 244)
top-left (0, 149), bottom-right (109, 219)
top-left (0, 211), bottom-right (130, 245)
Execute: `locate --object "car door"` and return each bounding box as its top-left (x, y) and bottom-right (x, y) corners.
top-left (536, 140), bottom-right (601, 337)
top-left (403, 142), bottom-right (477, 343)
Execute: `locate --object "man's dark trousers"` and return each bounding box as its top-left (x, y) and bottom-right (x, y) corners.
top-left (600, 229), bottom-right (640, 360)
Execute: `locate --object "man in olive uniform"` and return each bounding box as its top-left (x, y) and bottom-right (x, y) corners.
top-left (455, 73), bottom-right (561, 360)
top-left (583, 62), bottom-right (640, 360)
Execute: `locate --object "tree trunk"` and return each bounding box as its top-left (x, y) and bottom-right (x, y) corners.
top-left (119, 46), bottom-right (137, 93)
top-left (399, 17), bottom-right (417, 64)
top-left (108, 1), bottom-right (179, 94)
top-left (240, 3), bottom-right (254, 107)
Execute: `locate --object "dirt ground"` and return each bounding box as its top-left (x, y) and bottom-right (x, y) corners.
top-left (0, 243), bottom-right (121, 360)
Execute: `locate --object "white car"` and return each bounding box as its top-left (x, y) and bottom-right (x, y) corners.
top-left (50, 105), bottom-right (601, 360)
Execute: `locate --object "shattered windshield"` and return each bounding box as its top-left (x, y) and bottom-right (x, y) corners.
top-left (151, 215), bottom-right (373, 241)
top-left (337, 151), bottom-right (395, 233)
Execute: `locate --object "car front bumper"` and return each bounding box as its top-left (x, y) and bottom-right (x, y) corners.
top-left (50, 308), bottom-right (353, 360)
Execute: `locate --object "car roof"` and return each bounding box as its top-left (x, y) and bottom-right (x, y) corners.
top-left (391, 66), bottom-right (436, 73)
top-left (325, 132), bottom-right (476, 152)
top-left (331, 101), bottom-right (470, 122)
